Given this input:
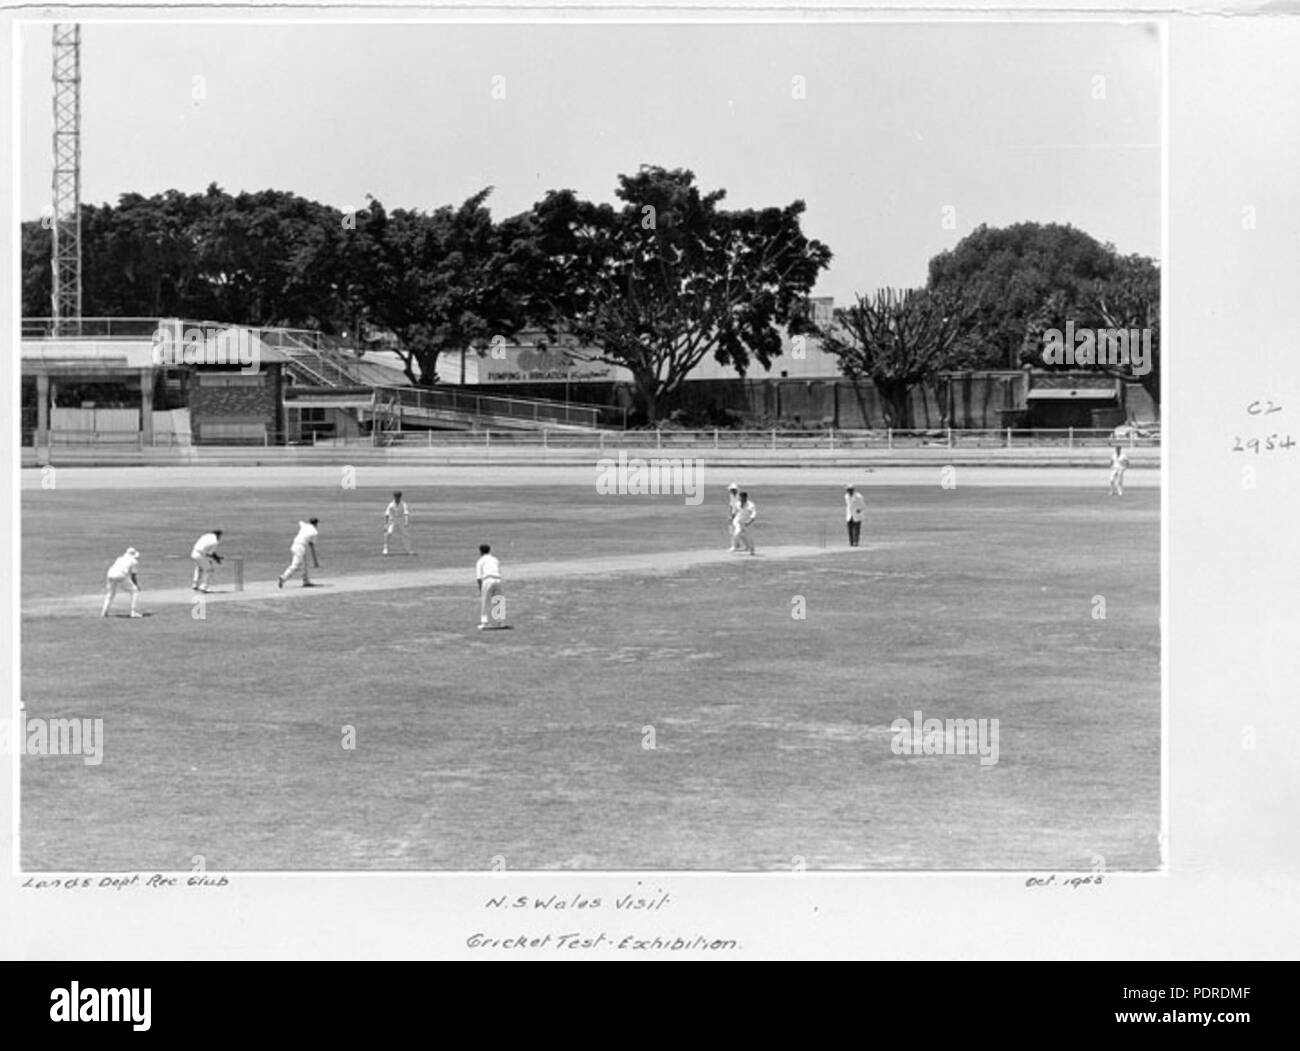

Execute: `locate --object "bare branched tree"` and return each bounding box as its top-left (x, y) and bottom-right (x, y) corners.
top-left (822, 287), bottom-right (976, 429)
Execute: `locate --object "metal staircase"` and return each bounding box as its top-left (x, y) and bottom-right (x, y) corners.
top-left (267, 328), bottom-right (622, 431)
top-left (260, 328), bottom-right (365, 388)
top-left (368, 384), bottom-right (616, 430)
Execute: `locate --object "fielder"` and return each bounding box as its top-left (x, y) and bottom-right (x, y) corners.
top-left (732, 491), bottom-right (758, 555)
top-left (382, 490), bottom-right (414, 556)
top-left (277, 518), bottom-right (321, 588)
top-left (845, 486), bottom-right (866, 547)
top-left (726, 482), bottom-right (741, 551)
top-left (191, 529), bottom-right (224, 592)
top-left (476, 543), bottom-right (504, 630)
top-left (1108, 446), bottom-right (1131, 496)
top-left (101, 547), bottom-right (143, 618)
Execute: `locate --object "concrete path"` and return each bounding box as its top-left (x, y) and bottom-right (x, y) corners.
top-left (22, 463), bottom-right (1160, 491)
top-left (25, 543), bottom-right (872, 619)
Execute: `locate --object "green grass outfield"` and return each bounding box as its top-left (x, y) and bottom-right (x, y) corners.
top-left (19, 467), bottom-right (1160, 871)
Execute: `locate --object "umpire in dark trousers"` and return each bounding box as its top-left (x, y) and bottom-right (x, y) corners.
top-left (845, 485), bottom-right (866, 547)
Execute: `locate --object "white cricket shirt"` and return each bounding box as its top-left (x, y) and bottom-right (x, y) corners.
top-left (108, 552), bottom-right (139, 578)
top-left (193, 532), bottom-right (221, 557)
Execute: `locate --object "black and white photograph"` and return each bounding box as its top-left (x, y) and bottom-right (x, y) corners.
top-left (1, 0), bottom-right (1297, 976)
top-left (15, 16), bottom-right (1162, 873)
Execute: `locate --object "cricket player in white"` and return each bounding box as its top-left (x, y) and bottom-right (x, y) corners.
top-left (1108, 446), bottom-right (1131, 496)
top-left (191, 530), bottom-right (224, 592)
top-left (476, 543), bottom-right (504, 629)
top-left (732, 492), bottom-right (758, 555)
top-left (382, 490), bottom-right (413, 556)
top-left (726, 483), bottom-right (741, 551)
top-left (278, 518), bottom-right (321, 588)
top-left (101, 547), bottom-right (143, 618)
top-left (845, 486), bottom-right (866, 547)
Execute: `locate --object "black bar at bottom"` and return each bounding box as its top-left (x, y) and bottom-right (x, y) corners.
top-left (0, 962), bottom-right (1290, 1037)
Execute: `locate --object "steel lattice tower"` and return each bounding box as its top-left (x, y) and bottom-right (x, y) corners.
top-left (51, 24), bottom-right (82, 334)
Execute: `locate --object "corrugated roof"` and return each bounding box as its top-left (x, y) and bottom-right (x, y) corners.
top-left (353, 353), bottom-right (412, 386)
top-left (22, 336), bottom-right (292, 369)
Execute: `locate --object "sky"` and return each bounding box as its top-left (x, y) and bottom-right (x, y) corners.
top-left (18, 20), bottom-right (1161, 304)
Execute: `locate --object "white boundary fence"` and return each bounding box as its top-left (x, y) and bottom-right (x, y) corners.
top-left (23, 426), bottom-right (1160, 467)
top-left (358, 427), bottom-right (1159, 451)
top-left (34, 426), bottom-right (1158, 450)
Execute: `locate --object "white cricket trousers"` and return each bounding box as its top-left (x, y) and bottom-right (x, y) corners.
top-left (384, 521), bottom-right (413, 554)
top-left (731, 520), bottom-right (754, 553)
top-left (480, 578), bottom-right (503, 625)
top-left (192, 552), bottom-right (215, 588)
top-left (282, 544), bottom-right (311, 582)
top-left (101, 573), bottom-right (139, 615)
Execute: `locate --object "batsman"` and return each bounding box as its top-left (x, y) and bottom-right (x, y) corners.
top-left (278, 518), bottom-right (321, 588)
top-left (190, 529), bottom-right (224, 592)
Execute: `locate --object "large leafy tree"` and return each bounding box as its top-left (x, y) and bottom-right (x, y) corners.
top-left (1088, 254), bottom-right (1160, 409)
top-left (92, 190), bottom-right (210, 317)
top-left (927, 222), bottom-right (1119, 369)
top-left (344, 189), bottom-right (528, 386)
top-left (22, 196), bottom-right (201, 318)
top-left (20, 218), bottom-right (51, 317)
top-left (21, 185), bottom-right (351, 327)
top-left (1018, 253), bottom-right (1161, 410)
top-left (521, 166), bottom-right (831, 425)
top-left (189, 186), bottom-right (348, 328)
top-left (821, 287), bottom-right (976, 429)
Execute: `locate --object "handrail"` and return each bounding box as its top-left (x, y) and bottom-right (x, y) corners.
top-left (283, 357), bottom-right (336, 388)
top-left (22, 426), bottom-right (1161, 451)
top-left (23, 317), bottom-right (359, 348)
top-left (356, 427), bottom-right (1163, 449)
top-left (22, 317), bottom-right (174, 339)
top-left (372, 383), bottom-right (618, 429)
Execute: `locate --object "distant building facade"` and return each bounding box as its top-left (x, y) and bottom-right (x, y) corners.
top-left (21, 319), bottom-right (291, 452)
top-left (435, 297), bottom-right (842, 386)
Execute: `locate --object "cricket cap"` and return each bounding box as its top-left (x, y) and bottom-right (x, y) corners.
top-left (728, 482), bottom-right (738, 491)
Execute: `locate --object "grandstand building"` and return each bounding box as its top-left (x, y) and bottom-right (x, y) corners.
top-left (21, 319), bottom-right (292, 451)
top-left (19, 318), bottom-right (417, 452)
top-left (19, 317), bottom-right (622, 463)
top-left (20, 300), bottom-right (1156, 464)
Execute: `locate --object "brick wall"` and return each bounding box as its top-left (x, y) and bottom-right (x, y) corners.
top-left (187, 365), bottom-right (283, 443)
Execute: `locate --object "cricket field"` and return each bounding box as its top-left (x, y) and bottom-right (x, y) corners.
top-left (19, 463), bottom-right (1160, 871)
